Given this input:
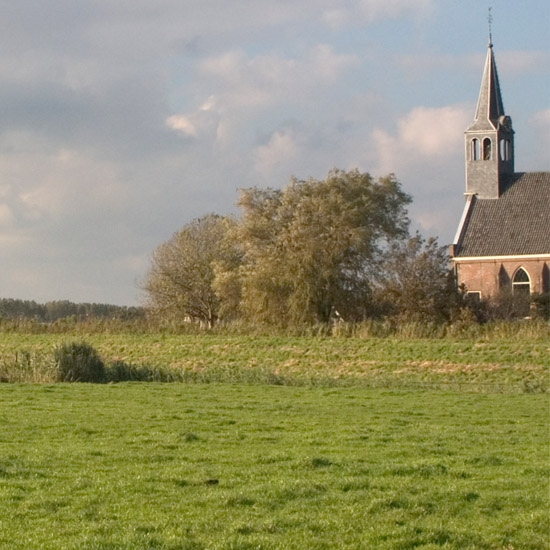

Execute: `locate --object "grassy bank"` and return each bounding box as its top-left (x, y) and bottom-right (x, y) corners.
top-left (1, 333), bottom-right (548, 392)
top-left (0, 384), bottom-right (547, 549)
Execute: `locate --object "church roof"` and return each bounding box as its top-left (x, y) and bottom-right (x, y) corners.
top-left (466, 42), bottom-right (507, 132)
top-left (454, 172), bottom-right (550, 257)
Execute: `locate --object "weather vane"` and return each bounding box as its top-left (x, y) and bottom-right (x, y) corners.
top-left (488, 6), bottom-right (493, 46)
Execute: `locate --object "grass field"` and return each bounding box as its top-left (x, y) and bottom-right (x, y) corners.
top-left (1, 333), bottom-right (549, 391)
top-left (0, 383), bottom-right (548, 550)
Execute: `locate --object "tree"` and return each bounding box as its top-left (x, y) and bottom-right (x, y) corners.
top-left (229, 169), bottom-right (411, 324)
top-left (143, 215), bottom-right (239, 328)
top-left (376, 233), bottom-right (457, 323)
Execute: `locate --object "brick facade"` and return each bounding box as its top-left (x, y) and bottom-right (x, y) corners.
top-left (453, 257), bottom-right (550, 298)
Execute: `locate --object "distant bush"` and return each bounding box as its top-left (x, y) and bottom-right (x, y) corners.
top-left (54, 342), bottom-right (105, 382)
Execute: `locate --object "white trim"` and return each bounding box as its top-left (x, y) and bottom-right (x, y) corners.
top-left (453, 254), bottom-right (550, 262)
top-left (453, 195), bottom-right (475, 245)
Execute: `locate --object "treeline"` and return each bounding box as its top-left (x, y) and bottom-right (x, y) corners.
top-left (143, 168), bottom-right (549, 328)
top-left (0, 298), bottom-right (145, 322)
top-left (142, 170), bottom-right (454, 327)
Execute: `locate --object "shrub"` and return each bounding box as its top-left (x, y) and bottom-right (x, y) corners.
top-left (532, 293), bottom-right (550, 320)
top-left (53, 342), bottom-right (105, 382)
top-left (104, 360), bottom-right (153, 382)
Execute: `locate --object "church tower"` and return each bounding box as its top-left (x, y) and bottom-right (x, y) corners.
top-left (464, 39), bottom-right (514, 199)
top-left (452, 31), bottom-right (550, 301)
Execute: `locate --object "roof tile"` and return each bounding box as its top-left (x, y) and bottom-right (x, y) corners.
top-left (455, 172), bottom-right (550, 257)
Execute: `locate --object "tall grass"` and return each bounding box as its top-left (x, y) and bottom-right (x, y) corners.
top-left (0, 351), bottom-right (59, 383)
top-left (1, 315), bottom-right (549, 340)
top-left (0, 350), bottom-right (287, 385)
top-left (1, 336), bottom-right (547, 392)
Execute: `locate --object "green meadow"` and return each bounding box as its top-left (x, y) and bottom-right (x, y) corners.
top-left (0, 331), bottom-right (549, 548)
top-left (0, 384), bottom-right (548, 549)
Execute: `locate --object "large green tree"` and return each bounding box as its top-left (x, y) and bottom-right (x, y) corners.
top-left (143, 215), bottom-right (238, 327)
top-left (229, 169), bottom-right (411, 324)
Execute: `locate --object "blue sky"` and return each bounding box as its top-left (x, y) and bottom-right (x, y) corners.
top-left (1, 0), bottom-right (548, 305)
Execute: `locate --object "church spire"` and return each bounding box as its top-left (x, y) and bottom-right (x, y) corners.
top-left (471, 43), bottom-right (505, 128)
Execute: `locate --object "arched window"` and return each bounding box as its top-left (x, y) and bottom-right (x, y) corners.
top-left (512, 268), bottom-right (531, 296)
top-left (483, 138), bottom-right (492, 160)
top-left (471, 139), bottom-right (480, 160)
top-left (499, 139), bottom-right (511, 161)
top-left (499, 139), bottom-right (506, 161)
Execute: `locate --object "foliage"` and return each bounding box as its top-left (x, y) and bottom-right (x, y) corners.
top-left (53, 342), bottom-right (105, 382)
top-left (468, 289), bottom-right (534, 322)
top-left (375, 233), bottom-right (459, 322)
top-left (228, 169), bottom-right (411, 325)
top-left (532, 292), bottom-right (550, 320)
top-left (143, 214), bottom-right (240, 328)
top-left (0, 384), bottom-right (547, 549)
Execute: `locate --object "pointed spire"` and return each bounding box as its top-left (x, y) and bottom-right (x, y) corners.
top-left (472, 43), bottom-right (505, 127)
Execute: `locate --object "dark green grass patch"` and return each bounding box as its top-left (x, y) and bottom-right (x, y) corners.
top-left (0, 384), bottom-right (547, 549)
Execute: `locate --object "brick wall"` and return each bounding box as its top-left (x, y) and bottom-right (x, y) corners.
top-left (454, 257), bottom-right (550, 298)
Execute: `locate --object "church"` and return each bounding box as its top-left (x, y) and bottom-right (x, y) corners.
top-left (450, 39), bottom-right (550, 300)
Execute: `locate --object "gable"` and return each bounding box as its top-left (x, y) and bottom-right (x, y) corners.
top-left (454, 172), bottom-right (550, 257)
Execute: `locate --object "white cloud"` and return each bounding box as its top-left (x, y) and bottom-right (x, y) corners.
top-left (309, 44), bottom-right (359, 80)
top-left (370, 104), bottom-right (472, 240)
top-left (168, 44), bottom-right (359, 152)
top-left (166, 115), bottom-right (197, 136)
top-left (12, 150), bottom-right (123, 221)
top-left (372, 104), bottom-right (471, 174)
top-left (0, 204), bottom-right (14, 226)
top-left (400, 106), bottom-right (470, 156)
top-left (200, 50), bottom-right (248, 81)
top-left (321, 8), bottom-right (349, 30)
top-left (320, 0), bottom-right (434, 27)
top-left (254, 128), bottom-right (301, 174)
top-left (0, 233), bottom-right (28, 247)
top-left (0, 185), bottom-right (11, 199)
top-left (197, 45), bottom-right (358, 113)
top-left (359, 0), bottom-right (434, 22)
top-left (200, 95), bottom-right (216, 111)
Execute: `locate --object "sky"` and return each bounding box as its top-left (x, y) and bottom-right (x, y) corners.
top-left (1, 0), bottom-right (549, 306)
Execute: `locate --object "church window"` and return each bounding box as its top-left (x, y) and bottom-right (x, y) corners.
top-left (483, 138), bottom-right (492, 160)
top-left (471, 139), bottom-right (480, 160)
top-left (466, 291), bottom-right (481, 303)
top-left (499, 139), bottom-right (510, 161)
top-left (512, 268), bottom-right (531, 296)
